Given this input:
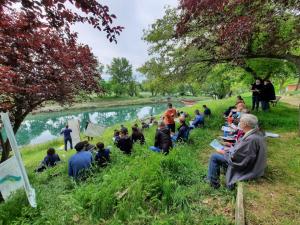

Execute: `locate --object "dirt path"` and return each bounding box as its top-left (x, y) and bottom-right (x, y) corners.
top-left (281, 95), bottom-right (300, 107)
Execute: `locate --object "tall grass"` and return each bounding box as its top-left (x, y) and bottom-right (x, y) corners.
top-left (0, 97), bottom-right (298, 225)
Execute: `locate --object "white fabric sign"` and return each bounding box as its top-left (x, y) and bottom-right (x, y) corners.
top-left (84, 123), bottom-right (105, 137)
top-left (68, 119), bottom-right (81, 146)
top-left (1, 112), bottom-right (36, 207)
top-left (0, 156), bottom-right (24, 200)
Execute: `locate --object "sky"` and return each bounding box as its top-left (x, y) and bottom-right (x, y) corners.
top-left (73, 0), bottom-right (179, 81)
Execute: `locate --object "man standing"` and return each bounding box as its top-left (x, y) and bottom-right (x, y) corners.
top-left (261, 80), bottom-right (276, 111)
top-left (68, 142), bottom-right (93, 179)
top-left (163, 103), bottom-right (177, 133)
top-left (250, 79), bottom-right (263, 111)
top-left (60, 125), bottom-right (73, 151)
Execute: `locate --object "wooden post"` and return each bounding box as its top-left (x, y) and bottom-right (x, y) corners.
top-left (235, 182), bottom-right (245, 225)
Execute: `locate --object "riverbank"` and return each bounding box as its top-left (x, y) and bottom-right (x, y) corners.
top-left (1, 97), bottom-right (299, 225)
top-left (32, 96), bottom-right (210, 114)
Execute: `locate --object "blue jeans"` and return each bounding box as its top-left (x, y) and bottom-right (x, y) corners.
top-left (149, 146), bottom-right (161, 152)
top-left (207, 153), bottom-right (228, 186)
top-left (64, 137), bottom-right (73, 151)
top-left (171, 134), bottom-right (178, 142)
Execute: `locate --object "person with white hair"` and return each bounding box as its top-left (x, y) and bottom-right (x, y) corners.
top-left (206, 114), bottom-right (267, 189)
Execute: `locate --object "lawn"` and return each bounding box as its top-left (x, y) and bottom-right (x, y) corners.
top-left (0, 97), bottom-right (298, 225)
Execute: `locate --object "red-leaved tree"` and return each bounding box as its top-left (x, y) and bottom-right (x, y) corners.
top-left (1, 0), bottom-right (123, 43)
top-left (0, 4), bottom-right (119, 161)
top-left (0, 1), bottom-right (123, 161)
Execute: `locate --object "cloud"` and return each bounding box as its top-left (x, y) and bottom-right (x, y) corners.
top-left (72, 0), bottom-right (178, 81)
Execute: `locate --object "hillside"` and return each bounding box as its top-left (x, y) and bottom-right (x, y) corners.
top-left (0, 97), bottom-right (299, 225)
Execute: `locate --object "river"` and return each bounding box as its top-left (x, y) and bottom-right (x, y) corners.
top-left (16, 103), bottom-right (183, 146)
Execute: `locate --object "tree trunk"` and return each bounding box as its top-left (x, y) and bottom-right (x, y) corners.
top-left (0, 112), bottom-right (28, 162)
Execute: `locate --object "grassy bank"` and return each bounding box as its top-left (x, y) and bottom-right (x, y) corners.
top-left (0, 97), bottom-right (299, 225)
top-left (34, 96), bottom-right (210, 114)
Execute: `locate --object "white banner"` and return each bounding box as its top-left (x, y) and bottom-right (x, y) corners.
top-left (0, 156), bottom-right (24, 200)
top-left (67, 119), bottom-right (81, 146)
top-left (84, 123), bottom-right (105, 137)
top-left (1, 112), bottom-right (36, 207)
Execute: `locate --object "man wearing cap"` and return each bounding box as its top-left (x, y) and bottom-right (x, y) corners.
top-left (68, 142), bottom-right (93, 179)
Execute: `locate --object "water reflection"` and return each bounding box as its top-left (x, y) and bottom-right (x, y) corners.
top-left (16, 103), bottom-right (183, 146)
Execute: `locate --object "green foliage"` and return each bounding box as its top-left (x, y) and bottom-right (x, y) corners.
top-left (107, 57), bottom-right (139, 97)
top-left (200, 64), bottom-right (250, 98)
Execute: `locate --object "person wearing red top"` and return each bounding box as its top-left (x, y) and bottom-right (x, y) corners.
top-left (163, 103), bottom-right (177, 133)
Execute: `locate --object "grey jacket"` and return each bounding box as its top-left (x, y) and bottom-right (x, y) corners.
top-left (224, 129), bottom-right (267, 186)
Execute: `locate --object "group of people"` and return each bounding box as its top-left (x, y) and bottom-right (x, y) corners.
top-left (37, 103), bottom-right (211, 179)
top-left (251, 79), bottom-right (276, 112)
top-left (38, 98), bottom-right (267, 189)
top-left (205, 99), bottom-right (267, 189)
top-left (37, 140), bottom-right (111, 179)
top-left (149, 103), bottom-right (211, 154)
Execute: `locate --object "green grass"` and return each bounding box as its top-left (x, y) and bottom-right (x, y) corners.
top-left (0, 97), bottom-right (299, 225)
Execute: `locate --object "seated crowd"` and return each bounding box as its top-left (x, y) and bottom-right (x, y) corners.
top-left (204, 98), bottom-right (267, 189)
top-left (36, 99), bottom-right (267, 190)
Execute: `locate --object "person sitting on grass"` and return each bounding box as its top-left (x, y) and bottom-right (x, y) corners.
top-left (113, 130), bottom-right (120, 145)
top-left (172, 117), bottom-right (189, 142)
top-left (35, 148), bottom-right (61, 172)
top-left (95, 142), bottom-right (110, 167)
top-left (82, 140), bottom-right (96, 152)
top-left (116, 127), bottom-right (133, 155)
top-left (150, 121), bottom-right (173, 155)
top-left (205, 114), bottom-right (267, 189)
top-left (190, 109), bottom-right (204, 128)
top-left (43, 148), bottom-right (61, 167)
top-left (131, 126), bottom-right (145, 145)
top-left (68, 142), bottom-right (93, 179)
top-left (203, 105), bottom-right (211, 117)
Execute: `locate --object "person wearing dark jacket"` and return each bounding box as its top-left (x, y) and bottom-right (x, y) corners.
top-left (172, 117), bottom-right (189, 142)
top-left (116, 127), bottom-right (133, 154)
top-left (95, 142), bottom-right (110, 167)
top-left (131, 126), bottom-right (145, 145)
top-left (35, 148), bottom-right (61, 172)
top-left (261, 80), bottom-right (276, 111)
top-left (250, 79), bottom-right (263, 111)
top-left (43, 148), bottom-right (61, 167)
top-left (60, 125), bottom-right (73, 151)
top-left (203, 105), bottom-right (211, 117)
top-left (150, 121), bottom-right (173, 155)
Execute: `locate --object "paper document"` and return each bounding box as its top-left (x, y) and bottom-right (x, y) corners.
top-left (219, 136), bottom-right (236, 141)
top-left (210, 139), bottom-right (224, 151)
top-left (265, 132), bottom-right (280, 138)
top-left (221, 126), bottom-right (235, 132)
top-left (230, 124), bottom-right (238, 130)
